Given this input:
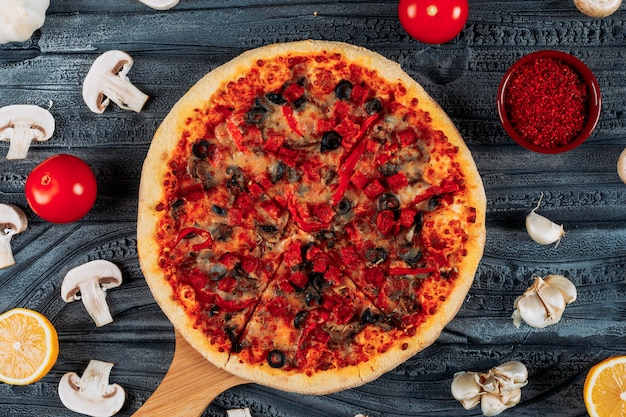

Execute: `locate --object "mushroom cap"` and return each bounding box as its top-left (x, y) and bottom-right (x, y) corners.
top-left (0, 104), bottom-right (55, 142)
top-left (82, 50), bottom-right (135, 114)
top-left (61, 260), bottom-right (123, 302)
top-left (0, 203), bottom-right (28, 234)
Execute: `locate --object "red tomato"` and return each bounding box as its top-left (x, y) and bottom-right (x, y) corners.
top-left (398, 0), bottom-right (469, 44)
top-left (25, 154), bottom-right (97, 223)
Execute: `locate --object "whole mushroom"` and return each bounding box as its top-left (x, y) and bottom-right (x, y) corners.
top-left (0, 204), bottom-right (28, 269)
top-left (0, 105), bottom-right (55, 159)
top-left (61, 260), bottom-right (123, 327)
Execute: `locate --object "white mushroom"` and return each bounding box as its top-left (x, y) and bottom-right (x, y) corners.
top-left (0, 0), bottom-right (50, 44)
top-left (61, 260), bottom-right (123, 327)
top-left (226, 408), bottom-right (252, 417)
top-left (0, 204), bottom-right (27, 269)
top-left (58, 360), bottom-right (125, 417)
top-left (137, 0), bottom-right (180, 10)
top-left (0, 105), bottom-right (55, 159)
top-left (82, 50), bottom-right (149, 114)
top-left (573, 0), bottom-right (622, 17)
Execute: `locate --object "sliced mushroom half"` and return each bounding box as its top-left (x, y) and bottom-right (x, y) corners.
top-left (137, 0), bottom-right (180, 9)
top-left (58, 360), bottom-right (125, 417)
top-left (0, 105), bottom-right (55, 159)
top-left (82, 50), bottom-right (149, 114)
top-left (61, 260), bottom-right (123, 327)
top-left (0, 204), bottom-right (28, 269)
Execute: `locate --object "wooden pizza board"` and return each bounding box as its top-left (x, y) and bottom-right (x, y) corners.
top-left (132, 331), bottom-right (248, 417)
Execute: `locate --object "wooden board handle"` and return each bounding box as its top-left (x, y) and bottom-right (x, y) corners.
top-left (132, 331), bottom-right (247, 417)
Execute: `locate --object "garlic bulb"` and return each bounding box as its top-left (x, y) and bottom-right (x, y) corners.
top-left (451, 361), bottom-right (529, 416)
top-left (525, 193), bottom-right (565, 246)
top-left (512, 275), bottom-right (577, 329)
top-left (0, 0), bottom-right (50, 44)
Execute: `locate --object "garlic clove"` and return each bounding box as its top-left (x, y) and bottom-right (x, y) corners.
top-left (480, 393), bottom-right (509, 416)
top-left (536, 283), bottom-right (567, 318)
top-left (477, 371), bottom-right (500, 394)
top-left (451, 371), bottom-right (482, 410)
top-left (493, 361), bottom-right (529, 386)
top-left (513, 291), bottom-right (550, 328)
top-left (526, 211), bottom-right (565, 245)
top-left (543, 274), bottom-right (577, 304)
top-left (525, 193), bottom-right (565, 246)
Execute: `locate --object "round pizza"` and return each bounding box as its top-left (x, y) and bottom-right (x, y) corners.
top-left (137, 40), bottom-right (486, 394)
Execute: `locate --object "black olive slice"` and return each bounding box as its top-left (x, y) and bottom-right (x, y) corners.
top-left (268, 161), bottom-right (286, 183)
top-left (334, 198), bottom-right (352, 215)
top-left (378, 193), bottom-right (401, 211)
top-left (245, 106), bottom-right (268, 124)
top-left (366, 247), bottom-right (388, 265)
top-left (428, 196), bottom-right (440, 211)
top-left (335, 80), bottom-right (353, 100)
top-left (192, 140), bottom-right (211, 158)
top-left (320, 131), bottom-right (342, 152)
top-left (365, 98), bottom-right (382, 115)
top-left (267, 350), bottom-right (286, 368)
top-left (266, 92), bottom-right (287, 105)
top-left (211, 205), bottom-right (227, 216)
top-left (294, 310), bottom-right (307, 329)
top-left (402, 248), bottom-right (422, 266)
top-left (378, 161), bottom-right (399, 177)
top-left (361, 308), bottom-right (378, 324)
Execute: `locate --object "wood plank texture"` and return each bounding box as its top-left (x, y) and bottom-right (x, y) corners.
top-left (0, 1), bottom-right (625, 416)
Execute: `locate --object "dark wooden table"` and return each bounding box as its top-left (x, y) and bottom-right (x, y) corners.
top-left (1, 1), bottom-right (625, 416)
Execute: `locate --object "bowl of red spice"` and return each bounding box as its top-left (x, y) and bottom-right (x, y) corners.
top-left (497, 50), bottom-right (601, 154)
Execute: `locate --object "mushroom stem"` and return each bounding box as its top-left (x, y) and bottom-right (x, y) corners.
top-left (0, 234), bottom-right (15, 268)
top-left (100, 72), bottom-right (148, 113)
top-left (5, 122), bottom-right (37, 159)
top-left (59, 360), bottom-right (125, 417)
top-left (77, 280), bottom-right (114, 327)
top-left (78, 360), bottom-right (115, 400)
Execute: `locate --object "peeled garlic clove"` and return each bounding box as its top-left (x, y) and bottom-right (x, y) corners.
top-left (481, 393), bottom-right (510, 416)
top-left (526, 211), bottom-right (565, 245)
top-left (451, 371), bottom-right (482, 410)
top-left (493, 361), bottom-right (529, 387)
top-left (537, 282), bottom-right (568, 317)
top-left (513, 288), bottom-right (561, 329)
top-left (544, 275), bottom-right (577, 304)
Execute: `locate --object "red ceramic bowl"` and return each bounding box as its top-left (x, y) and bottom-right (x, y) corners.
top-left (497, 50), bottom-right (601, 154)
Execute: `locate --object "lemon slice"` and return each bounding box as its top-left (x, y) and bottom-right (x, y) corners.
top-left (0, 308), bottom-right (59, 385)
top-left (584, 356), bottom-right (626, 417)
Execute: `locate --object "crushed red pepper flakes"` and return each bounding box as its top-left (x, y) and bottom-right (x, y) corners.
top-left (505, 57), bottom-right (589, 149)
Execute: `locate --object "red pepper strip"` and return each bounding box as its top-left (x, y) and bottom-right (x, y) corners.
top-left (214, 295), bottom-right (255, 312)
top-left (281, 105), bottom-right (304, 137)
top-left (388, 267), bottom-right (436, 276)
top-left (331, 114), bottom-right (380, 206)
top-left (175, 227), bottom-right (214, 251)
top-left (226, 119), bottom-right (247, 151)
top-left (286, 192), bottom-right (329, 233)
top-left (412, 180), bottom-right (460, 205)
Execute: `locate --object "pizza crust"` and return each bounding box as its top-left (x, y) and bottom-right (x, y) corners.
top-left (138, 40), bottom-right (486, 394)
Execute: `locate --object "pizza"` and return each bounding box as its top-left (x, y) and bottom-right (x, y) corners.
top-left (137, 40), bottom-right (486, 394)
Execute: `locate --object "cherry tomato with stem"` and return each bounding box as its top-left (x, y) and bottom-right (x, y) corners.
top-left (25, 154), bottom-right (97, 223)
top-left (398, 0), bottom-right (469, 44)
